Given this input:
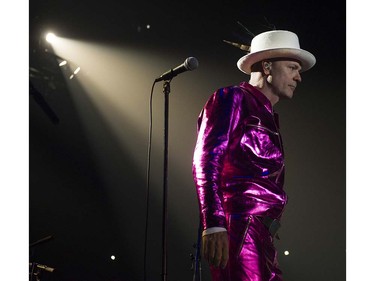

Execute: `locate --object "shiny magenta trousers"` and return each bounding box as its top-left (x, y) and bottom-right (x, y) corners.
top-left (210, 214), bottom-right (282, 281)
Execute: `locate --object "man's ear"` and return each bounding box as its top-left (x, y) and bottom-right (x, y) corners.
top-left (262, 61), bottom-right (272, 74)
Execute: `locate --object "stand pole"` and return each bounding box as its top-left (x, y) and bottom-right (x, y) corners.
top-left (193, 222), bottom-right (202, 281)
top-left (161, 80), bottom-right (171, 281)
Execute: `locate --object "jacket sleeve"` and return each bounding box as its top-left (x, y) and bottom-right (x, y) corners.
top-left (192, 87), bottom-right (243, 230)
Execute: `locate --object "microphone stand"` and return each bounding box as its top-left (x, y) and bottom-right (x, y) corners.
top-left (161, 80), bottom-right (170, 281)
top-left (193, 222), bottom-right (202, 281)
top-left (152, 59), bottom-right (198, 281)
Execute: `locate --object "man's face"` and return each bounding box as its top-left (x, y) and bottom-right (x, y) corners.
top-left (268, 60), bottom-right (302, 100)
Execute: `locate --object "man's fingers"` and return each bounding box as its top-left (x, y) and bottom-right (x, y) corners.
top-left (220, 238), bottom-right (229, 269)
top-left (206, 235), bottom-right (219, 266)
top-left (202, 236), bottom-right (209, 261)
top-left (210, 240), bottom-right (221, 267)
top-left (202, 231), bottom-right (229, 268)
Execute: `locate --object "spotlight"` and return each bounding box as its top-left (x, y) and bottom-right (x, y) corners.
top-left (284, 251), bottom-right (290, 256)
top-left (73, 67), bottom-right (81, 75)
top-left (111, 255), bottom-right (116, 260)
top-left (45, 33), bottom-right (57, 44)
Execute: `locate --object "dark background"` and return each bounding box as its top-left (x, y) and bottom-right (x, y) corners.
top-left (29, 1), bottom-right (345, 280)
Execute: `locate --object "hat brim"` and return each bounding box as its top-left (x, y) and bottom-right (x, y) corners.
top-left (237, 48), bottom-right (316, 74)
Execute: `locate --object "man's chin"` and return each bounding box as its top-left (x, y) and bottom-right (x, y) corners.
top-left (280, 93), bottom-right (294, 100)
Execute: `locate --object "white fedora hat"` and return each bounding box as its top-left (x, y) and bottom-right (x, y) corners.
top-left (237, 30), bottom-right (316, 74)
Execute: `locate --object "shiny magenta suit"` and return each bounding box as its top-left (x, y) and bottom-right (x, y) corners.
top-left (192, 82), bottom-right (288, 280)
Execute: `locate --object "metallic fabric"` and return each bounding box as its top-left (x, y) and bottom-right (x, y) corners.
top-left (192, 82), bottom-right (288, 280)
top-left (210, 214), bottom-right (282, 281)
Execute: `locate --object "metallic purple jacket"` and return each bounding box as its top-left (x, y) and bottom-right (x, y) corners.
top-left (192, 82), bottom-right (288, 231)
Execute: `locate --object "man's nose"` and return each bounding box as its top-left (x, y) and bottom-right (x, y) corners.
top-left (295, 72), bottom-right (302, 83)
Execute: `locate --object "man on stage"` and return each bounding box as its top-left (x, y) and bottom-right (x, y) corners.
top-left (192, 30), bottom-right (316, 280)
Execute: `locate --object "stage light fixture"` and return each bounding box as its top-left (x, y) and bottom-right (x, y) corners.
top-left (59, 60), bottom-right (67, 67)
top-left (45, 33), bottom-right (57, 44)
top-left (111, 255), bottom-right (116, 260)
top-left (73, 67), bottom-right (81, 74)
top-left (284, 250), bottom-right (290, 256)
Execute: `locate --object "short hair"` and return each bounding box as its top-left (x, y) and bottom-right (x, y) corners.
top-left (250, 57), bottom-right (302, 73)
top-left (251, 60), bottom-right (272, 72)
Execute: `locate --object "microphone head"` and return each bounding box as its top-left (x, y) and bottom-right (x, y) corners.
top-left (184, 57), bottom-right (199, 71)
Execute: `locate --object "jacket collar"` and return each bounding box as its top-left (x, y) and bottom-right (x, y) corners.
top-left (239, 82), bottom-right (273, 114)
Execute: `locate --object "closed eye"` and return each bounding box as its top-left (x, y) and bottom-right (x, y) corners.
top-left (289, 64), bottom-right (302, 71)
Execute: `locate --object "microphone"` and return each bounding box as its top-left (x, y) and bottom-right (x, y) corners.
top-left (155, 57), bottom-right (199, 82)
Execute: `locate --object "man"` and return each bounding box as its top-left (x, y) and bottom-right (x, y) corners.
top-left (192, 30), bottom-right (316, 280)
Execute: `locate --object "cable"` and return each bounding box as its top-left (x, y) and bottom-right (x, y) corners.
top-left (144, 80), bottom-right (157, 281)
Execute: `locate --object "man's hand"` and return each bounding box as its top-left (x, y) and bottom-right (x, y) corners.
top-left (202, 231), bottom-right (229, 269)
